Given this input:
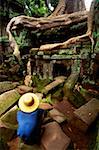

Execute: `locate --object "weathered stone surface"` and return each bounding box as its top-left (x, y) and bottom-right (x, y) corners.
top-left (39, 103), bottom-right (53, 110)
top-left (54, 99), bottom-right (75, 121)
top-left (0, 105), bottom-right (18, 129)
top-left (49, 108), bottom-right (66, 123)
top-left (0, 81), bottom-right (19, 94)
top-left (41, 122), bottom-right (71, 150)
top-left (68, 116), bottom-right (88, 132)
top-left (54, 99), bottom-right (88, 132)
top-left (63, 73), bottom-right (79, 92)
top-left (0, 89), bottom-right (21, 116)
top-left (17, 85), bottom-right (33, 94)
top-left (62, 122), bottom-right (89, 150)
top-left (41, 76), bottom-right (65, 94)
top-left (74, 98), bottom-right (99, 125)
top-left (0, 121), bottom-right (16, 142)
top-left (35, 93), bottom-right (43, 100)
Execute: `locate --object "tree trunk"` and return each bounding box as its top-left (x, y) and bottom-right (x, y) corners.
top-left (49, 0), bottom-right (86, 18)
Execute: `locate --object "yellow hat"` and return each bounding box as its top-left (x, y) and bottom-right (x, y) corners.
top-left (18, 93), bottom-right (39, 113)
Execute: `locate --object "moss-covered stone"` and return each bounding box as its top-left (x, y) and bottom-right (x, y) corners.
top-left (0, 81), bottom-right (19, 94)
top-left (0, 105), bottom-right (18, 129)
top-left (0, 90), bottom-right (21, 116)
top-left (0, 121), bottom-right (16, 142)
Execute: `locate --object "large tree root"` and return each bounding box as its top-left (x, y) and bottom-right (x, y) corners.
top-left (39, 33), bottom-right (92, 51)
top-left (6, 11), bottom-right (88, 59)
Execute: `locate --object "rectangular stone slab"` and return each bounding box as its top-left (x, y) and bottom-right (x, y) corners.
top-left (0, 89), bottom-right (21, 117)
top-left (74, 98), bottom-right (99, 125)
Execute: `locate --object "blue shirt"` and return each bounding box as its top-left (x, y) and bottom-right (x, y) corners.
top-left (17, 109), bottom-right (44, 144)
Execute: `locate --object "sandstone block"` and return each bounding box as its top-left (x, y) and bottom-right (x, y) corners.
top-left (41, 122), bottom-right (70, 150)
top-left (0, 105), bottom-right (18, 129)
top-left (49, 108), bottom-right (66, 123)
top-left (0, 121), bottom-right (16, 142)
top-left (74, 98), bottom-right (99, 125)
top-left (54, 99), bottom-right (75, 121)
top-left (0, 89), bottom-right (20, 116)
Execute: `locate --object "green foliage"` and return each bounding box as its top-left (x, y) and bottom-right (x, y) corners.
top-left (32, 74), bottom-right (52, 92)
top-left (93, 32), bottom-right (99, 38)
top-left (24, 0), bottom-right (49, 17)
top-left (0, 0), bottom-right (49, 18)
top-left (40, 94), bottom-right (53, 104)
top-left (13, 30), bottom-right (31, 49)
top-left (9, 9), bottom-right (21, 18)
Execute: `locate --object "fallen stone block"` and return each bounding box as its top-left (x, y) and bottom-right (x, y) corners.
top-left (63, 73), bottom-right (79, 92)
top-left (41, 121), bottom-right (71, 150)
top-left (54, 99), bottom-right (75, 121)
top-left (17, 85), bottom-right (33, 95)
top-left (0, 89), bottom-right (21, 116)
top-left (0, 105), bottom-right (18, 129)
top-left (49, 108), bottom-right (66, 123)
top-left (74, 98), bottom-right (99, 126)
top-left (62, 122), bottom-right (89, 150)
top-left (54, 99), bottom-right (88, 132)
top-left (41, 76), bottom-right (66, 94)
top-left (0, 81), bottom-right (19, 94)
top-left (0, 121), bottom-right (16, 142)
top-left (68, 116), bottom-right (88, 132)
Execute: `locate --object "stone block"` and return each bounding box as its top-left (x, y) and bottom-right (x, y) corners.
top-left (74, 98), bottom-right (99, 126)
top-left (54, 99), bottom-right (75, 121)
top-left (41, 122), bottom-right (70, 150)
top-left (49, 108), bottom-right (66, 123)
top-left (17, 85), bottom-right (33, 95)
top-left (0, 121), bottom-right (16, 142)
top-left (0, 105), bottom-right (18, 129)
top-left (62, 122), bottom-right (89, 150)
top-left (0, 89), bottom-right (20, 116)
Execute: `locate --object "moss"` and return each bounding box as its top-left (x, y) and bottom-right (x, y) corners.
top-left (32, 75), bottom-right (52, 92)
top-left (0, 90), bottom-right (21, 116)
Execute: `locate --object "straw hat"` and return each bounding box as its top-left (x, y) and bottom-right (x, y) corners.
top-left (18, 93), bottom-right (39, 113)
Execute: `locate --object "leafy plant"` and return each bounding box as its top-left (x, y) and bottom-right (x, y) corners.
top-left (13, 30), bottom-right (31, 49)
top-left (32, 74), bottom-right (52, 92)
top-left (24, 0), bottom-right (49, 17)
